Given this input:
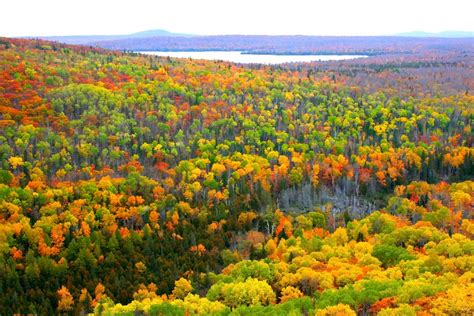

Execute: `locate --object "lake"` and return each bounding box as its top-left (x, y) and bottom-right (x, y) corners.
top-left (138, 51), bottom-right (367, 64)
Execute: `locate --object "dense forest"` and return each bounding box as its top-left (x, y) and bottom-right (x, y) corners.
top-left (0, 37), bottom-right (473, 315)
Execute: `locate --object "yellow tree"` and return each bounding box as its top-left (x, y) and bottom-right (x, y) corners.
top-left (173, 278), bottom-right (193, 299)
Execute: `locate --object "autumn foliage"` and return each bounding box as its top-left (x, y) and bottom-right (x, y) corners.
top-left (0, 37), bottom-right (472, 315)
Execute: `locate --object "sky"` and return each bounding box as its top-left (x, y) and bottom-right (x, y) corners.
top-left (1, 0), bottom-right (473, 37)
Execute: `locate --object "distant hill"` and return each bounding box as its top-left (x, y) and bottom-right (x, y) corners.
top-left (89, 35), bottom-right (474, 56)
top-left (130, 29), bottom-right (194, 38)
top-left (26, 29), bottom-right (194, 45)
top-left (397, 31), bottom-right (473, 38)
top-left (21, 30), bottom-right (474, 54)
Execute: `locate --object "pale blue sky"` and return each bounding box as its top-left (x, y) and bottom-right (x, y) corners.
top-left (1, 0), bottom-right (473, 37)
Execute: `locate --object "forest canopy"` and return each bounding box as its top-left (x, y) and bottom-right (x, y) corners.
top-left (0, 37), bottom-right (472, 315)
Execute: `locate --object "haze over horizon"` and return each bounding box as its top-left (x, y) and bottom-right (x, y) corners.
top-left (1, 0), bottom-right (473, 37)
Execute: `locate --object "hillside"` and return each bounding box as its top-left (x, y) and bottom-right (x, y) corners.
top-left (0, 37), bottom-right (473, 315)
top-left (90, 35), bottom-right (474, 55)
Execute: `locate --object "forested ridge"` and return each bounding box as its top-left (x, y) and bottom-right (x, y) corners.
top-left (0, 37), bottom-right (473, 315)
top-left (90, 35), bottom-right (473, 56)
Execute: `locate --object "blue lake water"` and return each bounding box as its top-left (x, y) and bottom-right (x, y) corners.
top-left (139, 51), bottom-right (367, 64)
